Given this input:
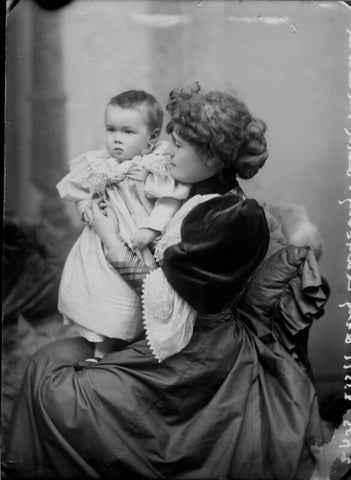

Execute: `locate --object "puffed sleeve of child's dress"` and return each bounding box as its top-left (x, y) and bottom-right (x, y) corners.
top-left (138, 142), bottom-right (192, 233)
top-left (56, 149), bottom-right (108, 217)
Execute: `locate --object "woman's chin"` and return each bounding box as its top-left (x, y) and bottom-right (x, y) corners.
top-left (169, 170), bottom-right (193, 184)
top-left (168, 170), bottom-right (180, 182)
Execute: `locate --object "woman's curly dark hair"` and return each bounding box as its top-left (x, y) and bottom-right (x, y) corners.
top-left (166, 82), bottom-right (268, 179)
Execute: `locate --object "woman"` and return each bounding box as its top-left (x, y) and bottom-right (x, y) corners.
top-left (4, 83), bottom-right (326, 480)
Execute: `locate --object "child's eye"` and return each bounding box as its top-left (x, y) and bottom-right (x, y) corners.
top-left (124, 129), bottom-right (134, 134)
top-left (107, 127), bottom-right (114, 133)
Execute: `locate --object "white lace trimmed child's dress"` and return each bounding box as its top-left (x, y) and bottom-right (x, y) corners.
top-left (56, 142), bottom-right (191, 342)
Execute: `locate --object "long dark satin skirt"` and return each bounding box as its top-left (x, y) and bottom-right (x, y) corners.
top-left (4, 314), bottom-right (323, 480)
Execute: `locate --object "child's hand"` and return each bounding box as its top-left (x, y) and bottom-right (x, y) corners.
top-left (131, 228), bottom-right (158, 250)
top-left (82, 200), bottom-right (94, 226)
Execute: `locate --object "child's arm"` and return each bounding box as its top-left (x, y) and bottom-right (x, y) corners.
top-left (130, 228), bottom-right (159, 250)
top-left (142, 197), bottom-right (183, 234)
top-left (130, 197), bottom-right (182, 250)
top-left (129, 146), bottom-right (190, 249)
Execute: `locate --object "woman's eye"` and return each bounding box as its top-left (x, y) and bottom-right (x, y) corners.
top-left (171, 135), bottom-right (181, 148)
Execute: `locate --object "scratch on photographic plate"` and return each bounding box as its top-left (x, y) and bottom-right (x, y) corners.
top-left (228, 16), bottom-right (298, 33)
top-left (314, 1), bottom-right (339, 9)
top-left (131, 14), bottom-right (190, 28)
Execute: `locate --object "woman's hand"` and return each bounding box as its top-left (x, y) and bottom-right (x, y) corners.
top-left (87, 199), bottom-right (121, 252)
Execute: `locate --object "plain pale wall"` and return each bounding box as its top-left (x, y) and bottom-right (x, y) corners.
top-left (7, 0), bottom-right (351, 401)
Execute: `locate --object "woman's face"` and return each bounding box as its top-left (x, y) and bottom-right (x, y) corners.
top-left (167, 131), bottom-right (221, 184)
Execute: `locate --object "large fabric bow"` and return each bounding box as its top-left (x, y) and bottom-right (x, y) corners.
top-left (82, 159), bottom-right (148, 196)
top-left (108, 158), bottom-right (148, 184)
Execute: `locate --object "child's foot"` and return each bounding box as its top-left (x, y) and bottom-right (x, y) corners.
top-left (84, 358), bottom-right (100, 363)
top-left (73, 357), bottom-right (100, 370)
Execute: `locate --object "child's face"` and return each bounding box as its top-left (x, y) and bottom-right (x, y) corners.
top-left (167, 131), bottom-right (222, 184)
top-left (105, 105), bottom-right (151, 161)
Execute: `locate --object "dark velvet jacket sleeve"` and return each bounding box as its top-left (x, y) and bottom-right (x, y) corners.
top-left (162, 195), bottom-right (270, 314)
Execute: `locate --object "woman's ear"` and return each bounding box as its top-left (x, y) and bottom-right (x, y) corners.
top-left (206, 157), bottom-right (222, 172)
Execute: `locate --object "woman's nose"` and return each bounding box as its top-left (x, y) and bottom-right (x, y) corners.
top-left (166, 145), bottom-right (175, 158)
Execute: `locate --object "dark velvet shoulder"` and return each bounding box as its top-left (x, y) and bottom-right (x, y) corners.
top-left (162, 194), bottom-right (269, 314)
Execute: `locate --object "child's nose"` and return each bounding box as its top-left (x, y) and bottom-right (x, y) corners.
top-left (114, 132), bottom-right (122, 142)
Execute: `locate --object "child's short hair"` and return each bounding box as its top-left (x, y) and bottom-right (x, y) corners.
top-left (108, 90), bottom-right (164, 134)
top-left (166, 82), bottom-right (268, 179)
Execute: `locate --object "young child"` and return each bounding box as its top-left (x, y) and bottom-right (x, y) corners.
top-left (57, 90), bottom-right (191, 356)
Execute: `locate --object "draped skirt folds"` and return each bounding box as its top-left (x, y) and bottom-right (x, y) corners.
top-left (5, 315), bottom-right (324, 480)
